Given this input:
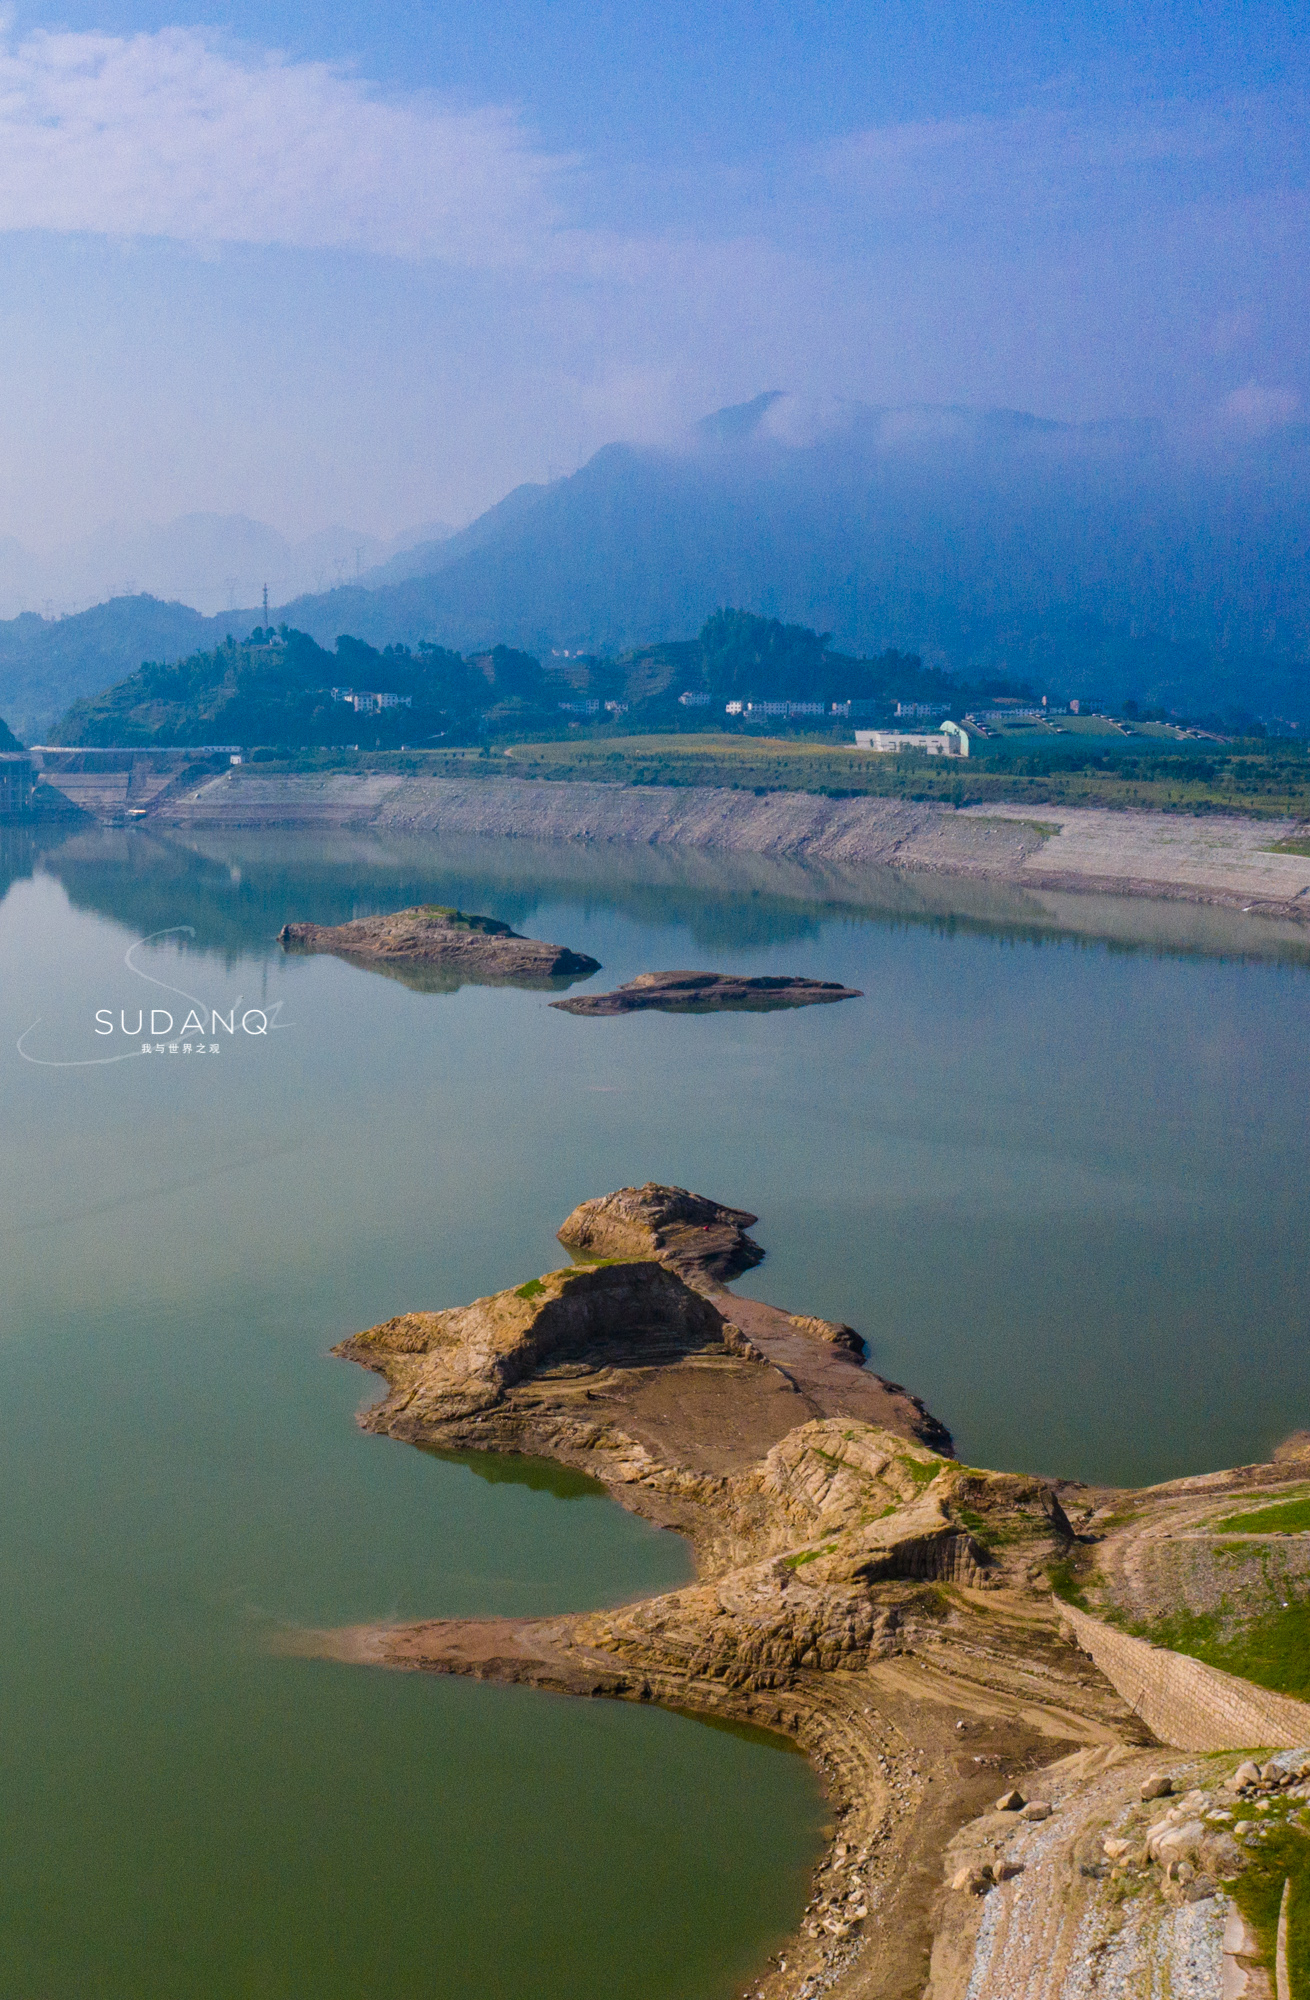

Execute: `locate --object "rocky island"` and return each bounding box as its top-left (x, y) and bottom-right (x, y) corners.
top-left (278, 904), bottom-right (600, 984)
top-left (551, 970), bottom-right (863, 1015)
top-left (309, 1185), bottom-right (1310, 2000)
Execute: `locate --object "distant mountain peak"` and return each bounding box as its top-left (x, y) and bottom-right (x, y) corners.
top-left (695, 392), bottom-right (785, 443)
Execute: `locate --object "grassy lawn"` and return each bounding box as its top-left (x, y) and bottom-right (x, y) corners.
top-left (1058, 715), bottom-right (1133, 738)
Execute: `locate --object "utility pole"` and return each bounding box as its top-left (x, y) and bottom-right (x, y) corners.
top-left (262, 583), bottom-right (269, 629)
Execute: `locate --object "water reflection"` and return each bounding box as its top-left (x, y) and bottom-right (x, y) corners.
top-left (419, 1444), bottom-right (607, 1500)
top-left (11, 821), bottom-right (1310, 969)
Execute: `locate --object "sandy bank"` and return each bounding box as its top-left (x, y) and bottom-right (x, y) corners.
top-left (152, 770), bottom-right (1310, 920)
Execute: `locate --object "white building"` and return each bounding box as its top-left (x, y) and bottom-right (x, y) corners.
top-left (725, 700), bottom-right (828, 719)
top-left (854, 721), bottom-right (971, 758)
top-left (330, 688), bottom-right (412, 713)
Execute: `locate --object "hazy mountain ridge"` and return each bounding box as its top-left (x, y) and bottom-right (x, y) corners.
top-left (0, 513), bottom-right (452, 625)
top-left (271, 397), bottom-right (1310, 717)
top-left (3, 397), bottom-right (1308, 740)
top-left (353, 484), bottom-right (549, 590)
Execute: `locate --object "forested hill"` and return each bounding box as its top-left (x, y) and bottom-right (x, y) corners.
top-left (54, 629), bottom-right (494, 749)
top-left (51, 612), bottom-right (964, 748)
top-left (0, 596), bottom-right (215, 744)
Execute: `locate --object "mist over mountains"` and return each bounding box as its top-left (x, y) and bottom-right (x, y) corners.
top-left (2, 394), bottom-right (1307, 740)
top-left (278, 393), bottom-right (1310, 720)
top-left (0, 513), bottom-right (452, 625)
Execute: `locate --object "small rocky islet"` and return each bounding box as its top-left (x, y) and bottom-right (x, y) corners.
top-left (551, 970), bottom-right (863, 1014)
top-left (279, 903), bottom-right (861, 1011)
top-left (278, 903), bottom-right (599, 980)
top-left (295, 1180), bottom-right (1310, 2000)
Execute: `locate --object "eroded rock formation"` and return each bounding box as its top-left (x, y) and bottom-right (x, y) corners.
top-left (556, 1181), bottom-right (766, 1283)
top-left (309, 1188), bottom-right (1310, 2000)
top-left (278, 904), bottom-right (599, 982)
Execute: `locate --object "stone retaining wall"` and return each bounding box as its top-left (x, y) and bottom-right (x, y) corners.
top-left (1057, 1600), bottom-right (1310, 1751)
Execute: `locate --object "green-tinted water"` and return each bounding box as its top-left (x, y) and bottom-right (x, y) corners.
top-left (3, 823), bottom-right (1309, 1994)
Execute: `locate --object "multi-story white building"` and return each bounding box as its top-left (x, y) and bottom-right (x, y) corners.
top-left (854, 720), bottom-right (971, 757)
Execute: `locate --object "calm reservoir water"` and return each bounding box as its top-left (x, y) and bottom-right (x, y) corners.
top-left (2, 823), bottom-right (1309, 1995)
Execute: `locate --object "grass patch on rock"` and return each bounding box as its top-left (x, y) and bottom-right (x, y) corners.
top-left (895, 1454), bottom-right (942, 1491)
top-left (784, 1545), bottom-right (837, 1569)
top-left (1048, 1555), bottom-right (1093, 1609)
top-left (416, 906), bottom-right (513, 935)
top-left (1135, 1602), bottom-right (1310, 1700)
top-left (1214, 1494), bottom-right (1310, 1536)
top-left (1228, 1807), bottom-right (1310, 1998)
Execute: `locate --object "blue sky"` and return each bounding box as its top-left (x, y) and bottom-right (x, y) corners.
top-left (0, 0), bottom-right (1305, 547)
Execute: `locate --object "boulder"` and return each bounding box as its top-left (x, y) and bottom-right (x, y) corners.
top-left (1199, 1829), bottom-right (1245, 1876)
top-left (1141, 1774), bottom-right (1173, 1799)
top-left (1148, 1819), bottom-right (1207, 1867)
top-left (996, 1789), bottom-right (1026, 1812)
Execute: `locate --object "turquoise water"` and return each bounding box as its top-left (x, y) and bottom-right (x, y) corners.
top-left (2, 823), bottom-right (1309, 1994)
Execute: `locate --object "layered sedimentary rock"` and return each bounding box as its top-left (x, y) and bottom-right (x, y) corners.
top-left (278, 904), bottom-right (599, 981)
top-left (556, 1181), bottom-right (766, 1283)
top-left (551, 969), bottom-right (862, 1015)
top-left (311, 1188), bottom-right (1310, 2000)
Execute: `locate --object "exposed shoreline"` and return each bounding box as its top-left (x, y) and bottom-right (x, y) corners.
top-left (151, 769), bottom-right (1310, 923)
top-left (297, 1183), bottom-right (1310, 2000)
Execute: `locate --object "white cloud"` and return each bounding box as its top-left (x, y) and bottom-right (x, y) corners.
top-left (1221, 380), bottom-right (1300, 431)
top-left (0, 26), bottom-right (567, 260)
